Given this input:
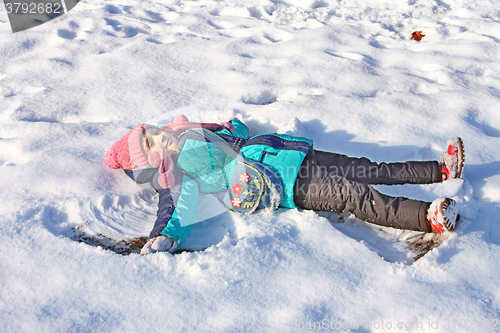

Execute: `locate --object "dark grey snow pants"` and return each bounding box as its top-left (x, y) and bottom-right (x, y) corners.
top-left (293, 150), bottom-right (442, 232)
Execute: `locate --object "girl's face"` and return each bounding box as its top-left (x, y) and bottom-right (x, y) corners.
top-left (141, 127), bottom-right (179, 155)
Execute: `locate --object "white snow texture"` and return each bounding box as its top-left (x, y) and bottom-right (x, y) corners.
top-left (1, 0), bottom-right (500, 332)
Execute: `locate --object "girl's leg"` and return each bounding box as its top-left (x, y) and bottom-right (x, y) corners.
top-left (302, 150), bottom-right (441, 185)
top-left (294, 158), bottom-right (432, 232)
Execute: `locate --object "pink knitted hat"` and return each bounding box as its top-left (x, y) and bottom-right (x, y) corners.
top-left (105, 114), bottom-right (235, 189)
top-left (105, 124), bottom-right (154, 170)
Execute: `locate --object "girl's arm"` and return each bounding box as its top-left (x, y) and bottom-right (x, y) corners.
top-left (148, 174), bottom-right (200, 251)
top-left (148, 187), bottom-right (178, 238)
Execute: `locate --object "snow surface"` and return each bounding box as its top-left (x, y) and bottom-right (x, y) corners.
top-left (1, 0), bottom-right (500, 332)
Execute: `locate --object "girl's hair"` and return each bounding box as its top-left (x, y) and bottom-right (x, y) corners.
top-left (166, 144), bottom-right (180, 156)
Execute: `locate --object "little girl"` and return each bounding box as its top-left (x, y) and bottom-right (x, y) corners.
top-left (105, 115), bottom-right (464, 255)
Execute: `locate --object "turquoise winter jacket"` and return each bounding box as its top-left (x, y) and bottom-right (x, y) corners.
top-left (138, 119), bottom-right (313, 248)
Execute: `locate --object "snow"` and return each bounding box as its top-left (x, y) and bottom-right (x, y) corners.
top-left (1, 0), bottom-right (500, 331)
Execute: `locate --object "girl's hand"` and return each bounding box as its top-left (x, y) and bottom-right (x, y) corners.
top-left (140, 236), bottom-right (174, 256)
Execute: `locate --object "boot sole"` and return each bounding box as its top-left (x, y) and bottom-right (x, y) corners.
top-left (456, 137), bottom-right (465, 179)
top-left (439, 198), bottom-right (457, 232)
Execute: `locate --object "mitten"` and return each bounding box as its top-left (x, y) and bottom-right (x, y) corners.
top-left (140, 236), bottom-right (175, 256)
top-left (151, 235), bottom-right (174, 252)
top-left (140, 238), bottom-right (154, 256)
top-left (220, 121), bottom-right (235, 132)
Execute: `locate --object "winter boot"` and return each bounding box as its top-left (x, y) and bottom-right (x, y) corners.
top-left (440, 137), bottom-right (465, 181)
top-left (427, 198), bottom-right (458, 234)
